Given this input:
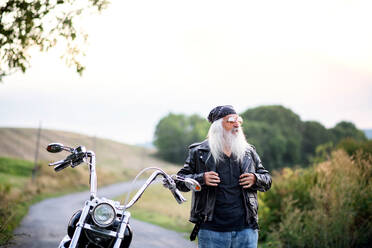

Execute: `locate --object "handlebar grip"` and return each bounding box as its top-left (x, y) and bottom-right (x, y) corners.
top-left (54, 160), bottom-right (71, 172)
top-left (171, 188), bottom-right (186, 204)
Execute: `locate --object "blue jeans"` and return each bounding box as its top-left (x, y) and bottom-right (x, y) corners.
top-left (198, 228), bottom-right (258, 248)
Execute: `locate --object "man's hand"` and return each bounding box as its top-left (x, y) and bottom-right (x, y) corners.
top-left (239, 173), bottom-right (256, 188)
top-left (204, 171), bottom-right (220, 186)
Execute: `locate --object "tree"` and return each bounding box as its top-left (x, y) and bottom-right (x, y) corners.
top-left (242, 121), bottom-right (287, 170)
top-left (330, 121), bottom-right (367, 144)
top-left (241, 105), bottom-right (303, 167)
top-left (301, 121), bottom-right (331, 163)
top-left (0, 0), bottom-right (109, 81)
top-left (153, 113), bottom-right (209, 164)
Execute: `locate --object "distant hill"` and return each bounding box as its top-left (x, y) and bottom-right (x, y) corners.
top-left (0, 128), bottom-right (178, 180)
top-left (363, 129), bottom-right (372, 139)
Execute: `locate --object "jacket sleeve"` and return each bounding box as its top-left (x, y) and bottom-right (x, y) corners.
top-left (251, 149), bottom-right (272, 192)
top-left (176, 147), bottom-right (205, 192)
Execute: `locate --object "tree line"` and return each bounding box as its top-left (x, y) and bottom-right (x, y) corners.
top-left (153, 105), bottom-right (367, 170)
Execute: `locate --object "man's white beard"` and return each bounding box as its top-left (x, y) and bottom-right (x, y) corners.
top-left (208, 118), bottom-right (251, 164)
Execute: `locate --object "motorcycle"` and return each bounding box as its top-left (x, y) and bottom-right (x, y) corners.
top-left (46, 142), bottom-right (201, 248)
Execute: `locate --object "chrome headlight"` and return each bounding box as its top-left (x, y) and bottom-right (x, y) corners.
top-left (92, 203), bottom-right (116, 227)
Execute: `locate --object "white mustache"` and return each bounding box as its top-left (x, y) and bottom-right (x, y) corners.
top-left (232, 128), bottom-right (239, 133)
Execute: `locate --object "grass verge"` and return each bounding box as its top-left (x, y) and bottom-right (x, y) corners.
top-left (118, 183), bottom-right (194, 234)
top-left (0, 157), bottom-right (93, 245)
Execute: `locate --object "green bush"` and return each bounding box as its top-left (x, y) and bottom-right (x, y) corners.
top-left (260, 150), bottom-right (372, 247)
top-left (337, 138), bottom-right (372, 159)
top-left (258, 167), bottom-right (317, 241)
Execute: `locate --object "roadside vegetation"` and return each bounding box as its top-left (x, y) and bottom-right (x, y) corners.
top-left (0, 156), bottom-right (95, 245)
top-left (259, 149), bottom-right (371, 247)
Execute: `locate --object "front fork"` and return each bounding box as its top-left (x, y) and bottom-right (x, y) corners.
top-left (113, 211), bottom-right (131, 248)
top-left (69, 200), bottom-right (91, 248)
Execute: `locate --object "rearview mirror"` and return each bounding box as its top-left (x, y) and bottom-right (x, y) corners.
top-left (46, 143), bottom-right (64, 153)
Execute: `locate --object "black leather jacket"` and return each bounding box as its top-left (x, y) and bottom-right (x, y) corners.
top-left (176, 140), bottom-right (272, 229)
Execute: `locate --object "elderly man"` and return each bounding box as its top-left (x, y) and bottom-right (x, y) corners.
top-left (176, 105), bottom-right (272, 248)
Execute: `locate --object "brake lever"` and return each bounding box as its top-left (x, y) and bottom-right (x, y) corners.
top-left (170, 188), bottom-right (186, 204)
top-left (49, 159), bottom-right (66, 166)
top-left (162, 174), bottom-right (176, 189)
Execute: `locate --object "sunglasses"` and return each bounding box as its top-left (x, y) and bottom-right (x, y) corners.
top-left (226, 116), bottom-right (243, 124)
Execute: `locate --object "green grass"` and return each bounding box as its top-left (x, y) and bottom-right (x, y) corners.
top-left (130, 208), bottom-right (193, 233)
top-left (118, 184), bottom-right (194, 234)
top-left (0, 158), bottom-right (32, 243)
top-left (0, 157), bottom-right (33, 177)
top-left (0, 183), bottom-right (90, 245)
top-left (0, 156), bottom-right (90, 245)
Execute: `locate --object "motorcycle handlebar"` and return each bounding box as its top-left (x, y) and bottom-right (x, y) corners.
top-left (47, 144), bottom-right (87, 172)
top-left (125, 168), bottom-right (202, 209)
top-left (54, 160), bottom-right (72, 172)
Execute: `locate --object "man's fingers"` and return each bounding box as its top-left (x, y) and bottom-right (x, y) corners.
top-left (239, 176), bottom-right (254, 187)
top-left (240, 174), bottom-right (254, 179)
top-left (239, 177), bottom-right (253, 183)
top-left (206, 180), bottom-right (219, 186)
top-left (240, 173), bottom-right (249, 178)
top-left (240, 173), bottom-right (254, 178)
top-left (204, 171), bottom-right (220, 186)
top-left (207, 176), bottom-right (220, 183)
top-left (239, 174), bottom-right (254, 184)
top-left (209, 175), bottom-right (220, 180)
top-left (207, 171), bottom-right (219, 177)
top-left (239, 173), bottom-right (256, 188)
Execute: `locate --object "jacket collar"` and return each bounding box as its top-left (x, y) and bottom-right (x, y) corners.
top-left (198, 140), bottom-right (210, 151)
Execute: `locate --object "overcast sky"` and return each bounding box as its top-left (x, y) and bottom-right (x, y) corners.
top-left (1, 0), bottom-right (371, 145)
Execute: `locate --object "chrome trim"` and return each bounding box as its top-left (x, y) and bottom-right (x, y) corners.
top-left (113, 211), bottom-right (131, 248)
top-left (87, 151), bottom-right (97, 199)
top-left (69, 201), bottom-right (91, 248)
top-left (83, 223), bottom-right (122, 238)
top-left (125, 170), bottom-right (165, 209)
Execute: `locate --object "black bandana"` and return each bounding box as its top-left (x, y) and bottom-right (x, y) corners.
top-left (207, 105), bottom-right (237, 123)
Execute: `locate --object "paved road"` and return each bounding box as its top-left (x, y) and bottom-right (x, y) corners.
top-left (8, 181), bottom-right (196, 248)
